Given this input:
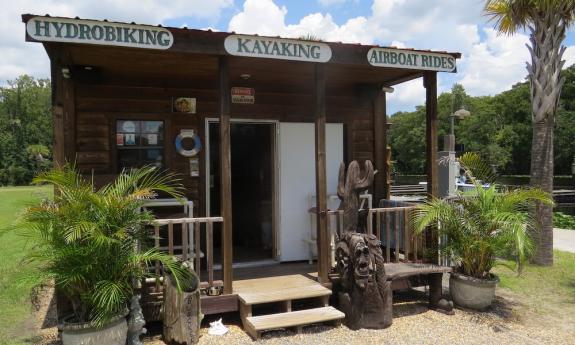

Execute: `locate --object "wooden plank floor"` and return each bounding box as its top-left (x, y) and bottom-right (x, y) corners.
top-left (200, 261), bottom-right (318, 282)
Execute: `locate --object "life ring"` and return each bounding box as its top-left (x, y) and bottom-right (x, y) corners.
top-left (175, 129), bottom-right (202, 157)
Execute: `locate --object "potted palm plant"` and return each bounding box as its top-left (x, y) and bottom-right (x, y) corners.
top-left (19, 165), bottom-right (191, 344)
top-left (413, 153), bottom-right (553, 310)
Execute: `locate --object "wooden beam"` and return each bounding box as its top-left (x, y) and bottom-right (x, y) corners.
top-left (219, 56), bottom-right (233, 294)
top-left (373, 91), bottom-right (388, 205)
top-left (314, 64), bottom-right (329, 283)
top-left (424, 72), bottom-right (438, 198)
top-left (424, 71), bottom-right (438, 263)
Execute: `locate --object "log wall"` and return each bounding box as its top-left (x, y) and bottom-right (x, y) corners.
top-left (63, 70), bottom-right (376, 217)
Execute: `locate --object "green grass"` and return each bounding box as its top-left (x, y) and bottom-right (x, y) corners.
top-left (0, 186), bottom-right (52, 344)
top-left (494, 250), bottom-right (575, 315)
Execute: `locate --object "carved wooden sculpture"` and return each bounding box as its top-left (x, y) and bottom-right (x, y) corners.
top-left (337, 160), bottom-right (375, 233)
top-left (336, 232), bottom-right (392, 330)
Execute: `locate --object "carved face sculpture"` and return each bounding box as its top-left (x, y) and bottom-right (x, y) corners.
top-left (351, 235), bottom-right (372, 289)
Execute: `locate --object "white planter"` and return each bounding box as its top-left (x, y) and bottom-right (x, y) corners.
top-left (62, 311), bottom-right (128, 345)
top-left (449, 272), bottom-right (498, 310)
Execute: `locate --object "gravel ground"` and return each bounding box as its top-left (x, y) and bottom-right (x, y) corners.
top-left (34, 290), bottom-right (574, 345)
top-left (140, 290), bottom-right (573, 345)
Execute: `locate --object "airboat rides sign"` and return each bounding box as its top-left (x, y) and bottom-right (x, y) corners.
top-left (367, 47), bottom-right (457, 72)
top-left (224, 34), bottom-right (332, 63)
top-left (26, 16), bottom-right (174, 50)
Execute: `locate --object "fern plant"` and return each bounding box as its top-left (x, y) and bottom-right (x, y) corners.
top-left (413, 153), bottom-right (553, 278)
top-left (18, 165), bottom-right (191, 326)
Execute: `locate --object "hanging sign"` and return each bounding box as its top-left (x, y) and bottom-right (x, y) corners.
top-left (224, 34), bottom-right (332, 63)
top-left (26, 16), bottom-right (174, 50)
top-left (231, 87), bottom-right (255, 104)
top-left (367, 48), bottom-right (456, 72)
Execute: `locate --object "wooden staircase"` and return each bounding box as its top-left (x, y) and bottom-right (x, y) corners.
top-left (234, 274), bottom-right (345, 340)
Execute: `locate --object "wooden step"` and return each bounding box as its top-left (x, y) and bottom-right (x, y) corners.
top-left (239, 283), bottom-right (331, 305)
top-left (235, 274), bottom-right (332, 305)
top-left (244, 306), bottom-right (344, 339)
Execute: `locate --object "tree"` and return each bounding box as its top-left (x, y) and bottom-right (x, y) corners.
top-left (484, 0), bottom-right (575, 265)
top-left (0, 75), bottom-right (51, 185)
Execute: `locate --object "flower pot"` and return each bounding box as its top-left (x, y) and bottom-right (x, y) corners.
top-left (61, 310), bottom-right (128, 345)
top-left (449, 272), bottom-right (499, 310)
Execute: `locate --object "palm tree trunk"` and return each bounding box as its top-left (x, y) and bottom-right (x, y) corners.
top-left (530, 120), bottom-right (554, 266)
top-left (527, 12), bottom-right (567, 266)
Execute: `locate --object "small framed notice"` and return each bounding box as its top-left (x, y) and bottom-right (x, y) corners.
top-left (231, 87), bottom-right (255, 104)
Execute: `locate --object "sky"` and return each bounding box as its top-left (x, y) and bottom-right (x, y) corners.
top-left (3, 0), bottom-right (575, 114)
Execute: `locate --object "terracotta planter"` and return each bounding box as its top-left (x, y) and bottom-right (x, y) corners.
top-left (449, 272), bottom-right (499, 310)
top-left (61, 310), bottom-right (128, 345)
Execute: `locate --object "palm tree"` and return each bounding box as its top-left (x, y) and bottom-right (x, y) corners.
top-left (484, 0), bottom-right (575, 265)
top-left (19, 165), bottom-right (191, 326)
top-left (413, 153), bottom-right (553, 278)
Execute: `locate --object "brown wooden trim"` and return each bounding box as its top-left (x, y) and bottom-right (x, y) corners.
top-left (424, 71), bottom-right (438, 263)
top-left (22, 15), bottom-right (461, 70)
top-left (200, 294), bottom-right (238, 315)
top-left (373, 91), bottom-right (387, 206)
top-left (424, 72), bottom-right (438, 198)
top-left (218, 56), bottom-right (233, 294)
top-left (314, 64), bottom-right (329, 283)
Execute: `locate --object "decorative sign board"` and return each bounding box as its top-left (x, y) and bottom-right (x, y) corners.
top-left (367, 48), bottom-right (456, 72)
top-left (26, 16), bottom-right (174, 50)
top-left (231, 87), bottom-right (255, 104)
top-left (224, 34), bottom-right (332, 63)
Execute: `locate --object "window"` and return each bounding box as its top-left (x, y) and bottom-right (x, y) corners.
top-left (116, 120), bottom-right (164, 172)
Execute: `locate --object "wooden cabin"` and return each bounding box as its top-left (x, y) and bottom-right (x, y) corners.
top-left (22, 14), bottom-right (460, 337)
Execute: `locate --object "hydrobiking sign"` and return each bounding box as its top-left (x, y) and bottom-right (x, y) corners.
top-left (367, 47), bottom-right (456, 72)
top-left (26, 16), bottom-right (174, 50)
top-left (224, 34), bottom-right (332, 63)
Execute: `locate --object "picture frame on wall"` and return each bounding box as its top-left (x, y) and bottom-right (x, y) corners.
top-left (172, 97), bottom-right (196, 114)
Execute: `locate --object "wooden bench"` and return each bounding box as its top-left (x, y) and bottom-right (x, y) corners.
top-left (384, 262), bottom-right (453, 319)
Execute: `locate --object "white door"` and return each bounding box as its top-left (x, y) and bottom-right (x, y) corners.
top-left (278, 122), bottom-right (344, 262)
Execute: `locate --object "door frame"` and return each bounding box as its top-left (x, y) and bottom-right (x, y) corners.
top-left (204, 117), bottom-right (280, 261)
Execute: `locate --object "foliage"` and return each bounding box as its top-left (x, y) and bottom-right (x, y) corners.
top-left (553, 211), bottom-right (575, 229)
top-left (412, 154), bottom-right (553, 279)
top-left (0, 76), bottom-right (52, 186)
top-left (389, 70), bottom-right (575, 175)
top-left (17, 165), bottom-right (191, 327)
top-left (483, 0), bottom-right (575, 35)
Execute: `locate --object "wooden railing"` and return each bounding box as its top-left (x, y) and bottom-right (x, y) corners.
top-left (153, 217), bottom-right (223, 289)
top-left (367, 201), bottom-right (425, 263)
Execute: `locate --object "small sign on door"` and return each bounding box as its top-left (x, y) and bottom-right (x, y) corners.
top-left (231, 87), bottom-right (255, 104)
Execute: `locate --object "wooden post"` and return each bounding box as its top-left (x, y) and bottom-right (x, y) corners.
top-left (373, 91), bottom-right (388, 206)
top-left (219, 56), bottom-right (233, 294)
top-left (314, 64), bottom-right (329, 283)
top-left (424, 72), bottom-right (438, 263)
top-left (424, 72), bottom-right (438, 198)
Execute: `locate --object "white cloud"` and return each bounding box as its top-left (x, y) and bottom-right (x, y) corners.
top-left (459, 28), bottom-right (530, 96)
top-left (0, 0), bottom-right (233, 83)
